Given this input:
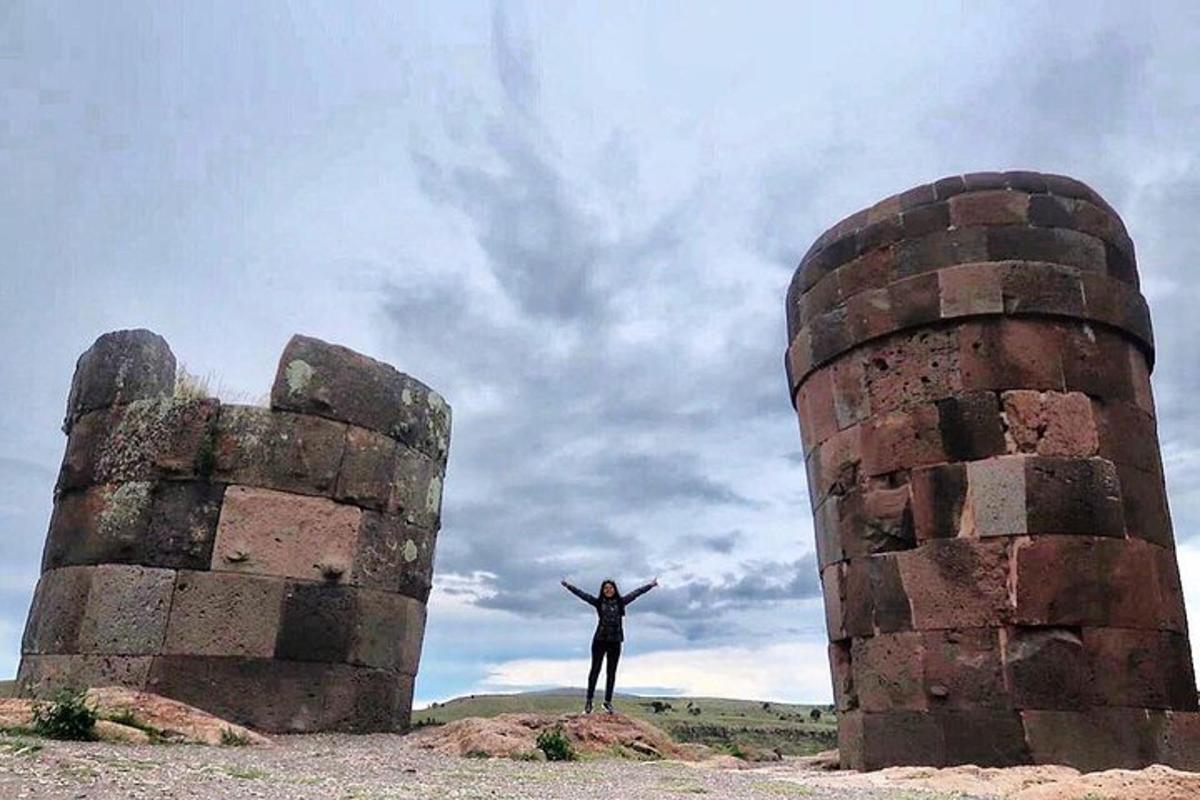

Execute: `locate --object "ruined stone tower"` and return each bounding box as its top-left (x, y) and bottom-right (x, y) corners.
top-left (19, 330), bottom-right (449, 733)
top-left (785, 171), bottom-right (1200, 770)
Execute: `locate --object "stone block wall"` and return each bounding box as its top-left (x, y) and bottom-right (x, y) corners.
top-left (785, 171), bottom-right (1200, 770)
top-left (18, 330), bottom-right (450, 733)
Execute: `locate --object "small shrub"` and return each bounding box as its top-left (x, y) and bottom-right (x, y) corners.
top-left (31, 689), bottom-right (98, 741)
top-left (535, 725), bottom-right (576, 762)
top-left (105, 709), bottom-right (170, 744)
top-left (174, 366), bottom-right (212, 401)
top-left (220, 728), bottom-right (250, 747)
top-left (809, 708), bottom-right (822, 721)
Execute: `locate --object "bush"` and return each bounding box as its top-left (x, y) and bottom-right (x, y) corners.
top-left (220, 728), bottom-right (250, 747)
top-left (32, 690), bottom-right (98, 741)
top-left (535, 725), bottom-right (576, 762)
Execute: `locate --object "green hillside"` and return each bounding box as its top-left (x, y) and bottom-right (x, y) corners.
top-left (416, 690), bottom-right (837, 756)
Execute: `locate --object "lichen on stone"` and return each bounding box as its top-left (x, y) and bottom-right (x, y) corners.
top-left (97, 482), bottom-right (153, 539)
top-left (284, 359), bottom-right (314, 396)
top-left (402, 539), bottom-right (419, 563)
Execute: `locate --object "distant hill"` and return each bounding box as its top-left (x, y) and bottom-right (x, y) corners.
top-left (0, 680), bottom-right (12, 698)
top-left (416, 689), bottom-right (837, 756)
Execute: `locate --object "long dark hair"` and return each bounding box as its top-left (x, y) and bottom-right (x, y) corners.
top-left (599, 579), bottom-right (625, 615)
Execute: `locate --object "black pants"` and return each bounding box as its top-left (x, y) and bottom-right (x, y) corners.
top-left (587, 638), bottom-right (622, 703)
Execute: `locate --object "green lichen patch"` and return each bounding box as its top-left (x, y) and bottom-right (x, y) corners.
top-left (285, 359), bottom-right (314, 396)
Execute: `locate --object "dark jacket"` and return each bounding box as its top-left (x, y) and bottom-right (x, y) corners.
top-left (564, 581), bottom-right (655, 642)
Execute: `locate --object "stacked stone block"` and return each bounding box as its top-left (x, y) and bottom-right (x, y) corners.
top-left (785, 171), bottom-right (1200, 770)
top-left (19, 330), bottom-right (450, 733)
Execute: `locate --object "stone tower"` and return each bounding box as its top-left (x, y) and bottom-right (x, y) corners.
top-left (785, 171), bottom-right (1200, 770)
top-left (19, 331), bottom-right (450, 733)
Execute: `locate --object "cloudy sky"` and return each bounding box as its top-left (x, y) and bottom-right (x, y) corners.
top-left (2, 1), bottom-right (1199, 706)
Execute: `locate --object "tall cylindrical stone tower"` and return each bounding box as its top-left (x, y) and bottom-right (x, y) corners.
top-left (785, 171), bottom-right (1200, 770)
top-left (19, 330), bottom-right (450, 733)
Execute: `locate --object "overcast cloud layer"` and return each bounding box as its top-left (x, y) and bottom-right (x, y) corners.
top-left (2, 1), bottom-right (1199, 704)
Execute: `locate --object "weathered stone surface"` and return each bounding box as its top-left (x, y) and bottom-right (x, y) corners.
top-left (43, 482), bottom-right (224, 572)
top-left (1021, 708), bottom-right (1164, 771)
top-left (76, 565), bottom-right (175, 655)
top-left (1082, 627), bottom-right (1198, 711)
top-left (334, 426), bottom-right (397, 511)
top-left (958, 318), bottom-right (1064, 392)
top-left (271, 334), bottom-right (451, 462)
top-left (1001, 390), bottom-right (1099, 457)
top-left (1004, 626), bottom-right (1087, 710)
top-left (349, 589), bottom-right (426, 673)
top-left (211, 486), bottom-right (362, 582)
top-left (211, 405), bottom-right (346, 497)
top-left (828, 641), bottom-right (855, 712)
top-left (352, 511), bottom-right (437, 601)
top-left (81, 397), bottom-right (220, 485)
top-left (853, 632), bottom-right (924, 712)
top-left (16, 654), bottom-right (153, 697)
top-left (146, 656), bottom-right (411, 733)
top-left (275, 582), bottom-right (356, 663)
top-left (22, 567), bottom-right (93, 655)
top-left (163, 571), bottom-right (285, 658)
top-left (910, 463), bottom-right (967, 542)
top-left (63, 329), bottom-right (175, 433)
top-left (896, 539), bottom-right (1009, 630)
top-left (1023, 457), bottom-right (1124, 536)
top-left (964, 457), bottom-right (1027, 537)
top-left (921, 628), bottom-right (1007, 710)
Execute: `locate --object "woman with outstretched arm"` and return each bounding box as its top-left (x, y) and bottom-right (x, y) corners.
top-left (560, 576), bottom-right (658, 714)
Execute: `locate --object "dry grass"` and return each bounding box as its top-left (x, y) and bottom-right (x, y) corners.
top-left (175, 365), bottom-right (268, 406)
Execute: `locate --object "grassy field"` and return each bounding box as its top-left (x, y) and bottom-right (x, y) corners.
top-left (417, 690), bottom-right (837, 756)
top-left (0, 681), bottom-right (12, 698)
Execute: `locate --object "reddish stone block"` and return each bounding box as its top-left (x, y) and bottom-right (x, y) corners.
top-left (895, 228), bottom-right (988, 278)
top-left (17, 654), bottom-right (153, 697)
top-left (870, 553), bottom-right (913, 633)
top-left (1160, 712), bottom-right (1200, 771)
top-left (936, 391), bottom-right (1006, 461)
top-left (932, 175), bottom-right (966, 201)
top-left (1027, 193), bottom-right (1074, 227)
top-left (56, 409), bottom-right (112, 491)
top-left (1129, 347), bottom-right (1155, 416)
top-left (1093, 400), bottom-right (1161, 473)
top-left (948, 190), bottom-right (1028, 227)
top-left (843, 558), bottom-right (875, 639)
top-left (865, 194), bottom-right (903, 226)
top-left (999, 261), bottom-right (1086, 316)
top-left (785, 327), bottom-right (813, 396)
top-left (898, 183), bottom-right (935, 211)
top-left (939, 710), bottom-right (1030, 767)
top-left (1004, 626), bottom-right (1087, 710)
top-left (821, 563), bottom-right (848, 642)
top-left (863, 329), bottom-right (961, 415)
top-left (1004, 171), bottom-right (1049, 193)
top-left (22, 567), bottom-right (93, 655)
top-left (986, 226), bottom-right (1106, 273)
top-left (1060, 323), bottom-right (1135, 401)
top-left (76, 564), bottom-right (175, 655)
top-left (855, 711), bottom-right (946, 768)
top-left (861, 405), bottom-right (945, 477)
top-left (353, 512), bottom-right (437, 601)
top-left (63, 329), bottom-right (175, 433)
top-left (1105, 240), bottom-right (1139, 285)
top-left (809, 307), bottom-right (852, 366)
top-left (838, 245), bottom-right (896, 296)
top-left (271, 334), bottom-right (451, 462)
top-left (1021, 708), bottom-right (1164, 771)
top-left (858, 485), bottom-right (914, 556)
top-left (1001, 390), bottom-right (1099, 457)
top-left (802, 271), bottom-right (843, 324)
top-left (959, 318), bottom-right (1065, 392)
top-left (163, 571), bottom-right (285, 658)
top-left (1083, 627), bottom-right (1198, 710)
top-left (900, 201), bottom-right (950, 239)
top-left (795, 368), bottom-right (838, 452)
top-left (962, 172), bottom-right (1008, 191)
top-left (1013, 537), bottom-right (1183, 631)
top-left (829, 641), bottom-right (856, 712)
top-left (831, 358), bottom-right (870, 429)
top-left (809, 426), bottom-right (862, 503)
top-left (212, 405), bottom-right (347, 498)
top-left (937, 263), bottom-right (1003, 318)
top-left (350, 589), bottom-right (426, 674)
top-left (844, 287), bottom-right (895, 344)
top-left (837, 709), bottom-right (865, 769)
top-left (897, 539), bottom-right (1010, 630)
top-left (814, 491), bottom-right (855, 568)
top-left (910, 463), bottom-right (967, 541)
top-left (1024, 457), bottom-right (1125, 536)
top-left (852, 632), bottom-right (925, 711)
top-left (1114, 461), bottom-right (1173, 547)
top-left (321, 667), bottom-right (414, 733)
top-left (211, 486), bottom-right (362, 583)
top-left (964, 457), bottom-right (1027, 537)
top-left (888, 272), bottom-right (941, 329)
top-left (922, 629), bottom-right (1007, 710)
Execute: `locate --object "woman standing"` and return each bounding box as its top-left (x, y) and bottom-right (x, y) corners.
top-left (561, 577), bottom-right (658, 714)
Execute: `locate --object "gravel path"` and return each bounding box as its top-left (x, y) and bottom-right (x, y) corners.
top-left (0, 733), bottom-right (992, 799)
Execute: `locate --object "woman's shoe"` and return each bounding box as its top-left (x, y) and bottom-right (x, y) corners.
top-left (584, 700), bottom-right (593, 714)
top-left (603, 701), bottom-right (614, 714)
